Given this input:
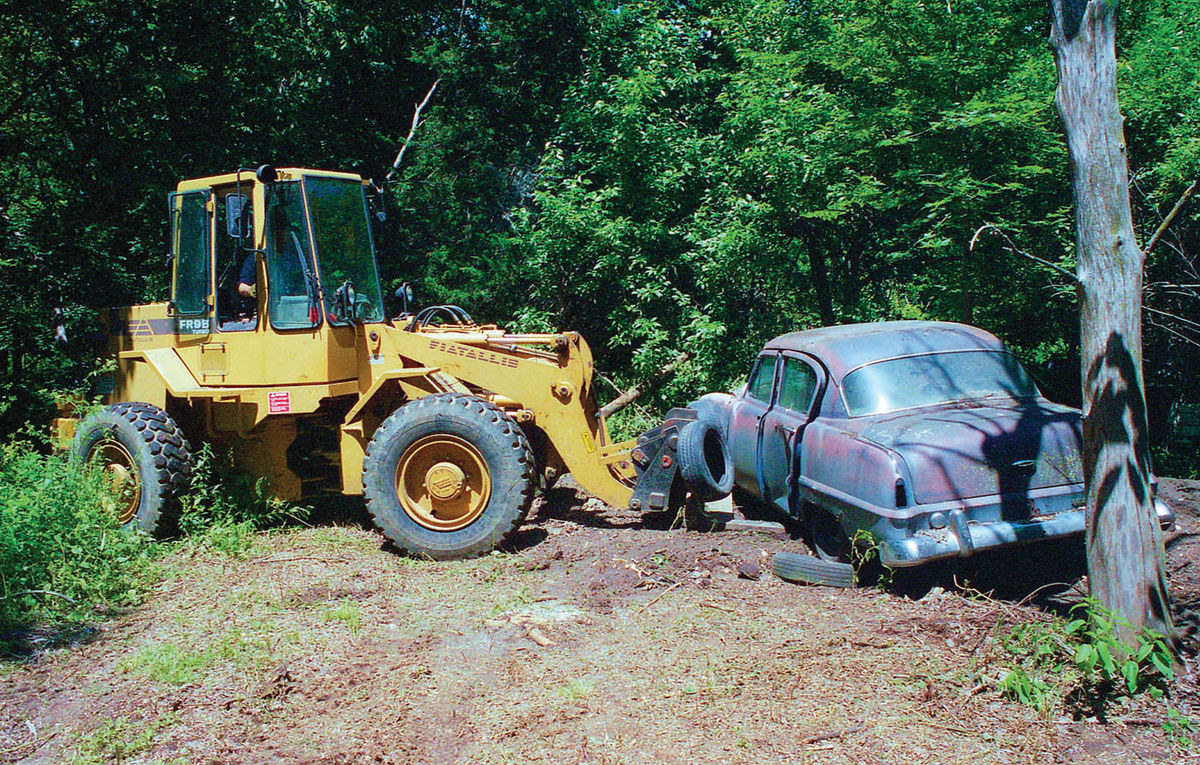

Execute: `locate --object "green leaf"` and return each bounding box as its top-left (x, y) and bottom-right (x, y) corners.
top-left (1123, 661), bottom-right (1139, 694)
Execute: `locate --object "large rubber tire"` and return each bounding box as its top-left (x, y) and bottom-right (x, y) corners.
top-left (71, 402), bottom-right (192, 536)
top-left (677, 419), bottom-right (734, 502)
top-left (772, 551), bottom-right (856, 588)
top-left (362, 394), bottom-right (535, 560)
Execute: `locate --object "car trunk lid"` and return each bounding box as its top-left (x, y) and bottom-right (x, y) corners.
top-left (855, 400), bottom-right (1083, 505)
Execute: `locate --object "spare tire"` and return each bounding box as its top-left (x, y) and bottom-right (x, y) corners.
top-left (677, 419), bottom-right (733, 502)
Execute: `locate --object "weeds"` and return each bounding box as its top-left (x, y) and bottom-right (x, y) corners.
top-left (119, 628), bottom-right (275, 684)
top-left (1164, 708), bottom-right (1197, 750)
top-left (322, 599), bottom-right (362, 634)
top-left (991, 597), bottom-right (1176, 719)
top-left (176, 444), bottom-right (309, 557)
top-left (0, 436), bottom-right (159, 634)
top-left (70, 712), bottom-right (179, 765)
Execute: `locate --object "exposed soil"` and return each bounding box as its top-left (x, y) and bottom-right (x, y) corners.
top-left (3, 479), bottom-right (1200, 764)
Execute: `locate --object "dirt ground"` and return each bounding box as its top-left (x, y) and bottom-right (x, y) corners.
top-left (3, 479), bottom-right (1200, 764)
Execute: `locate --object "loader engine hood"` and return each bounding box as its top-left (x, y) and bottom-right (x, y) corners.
top-left (852, 400), bottom-right (1084, 505)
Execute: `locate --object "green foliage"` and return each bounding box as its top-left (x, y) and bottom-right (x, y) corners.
top-left (1063, 604), bottom-right (1174, 696)
top-left (322, 600), bottom-right (362, 635)
top-left (1164, 708), bottom-right (1198, 750)
top-left (0, 0), bottom-right (1197, 443)
top-left (992, 598), bottom-right (1176, 718)
top-left (70, 713), bottom-right (179, 765)
top-left (0, 438), bottom-right (158, 632)
top-left (176, 445), bottom-right (309, 557)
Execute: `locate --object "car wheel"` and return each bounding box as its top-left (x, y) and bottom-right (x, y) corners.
top-left (362, 394), bottom-right (535, 560)
top-left (772, 551), bottom-right (855, 588)
top-left (804, 504), bottom-right (852, 563)
top-left (677, 419), bottom-right (733, 502)
top-left (71, 402), bottom-right (192, 536)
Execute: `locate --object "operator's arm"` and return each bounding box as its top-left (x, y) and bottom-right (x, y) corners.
top-left (237, 253), bottom-right (257, 298)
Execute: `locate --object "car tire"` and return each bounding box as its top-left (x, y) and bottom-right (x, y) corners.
top-left (805, 504), bottom-right (852, 563)
top-left (71, 402), bottom-right (192, 536)
top-left (362, 393), bottom-right (535, 560)
top-left (677, 419), bottom-right (734, 502)
top-left (772, 551), bottom-right (856, 588)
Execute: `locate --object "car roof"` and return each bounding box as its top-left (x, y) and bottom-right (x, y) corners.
top-left (763, 321), bottom-right (1008, 380)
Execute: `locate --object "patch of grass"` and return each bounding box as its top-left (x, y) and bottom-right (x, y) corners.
top-left (70, 712), bottom-right (179, 764)
top-left (0, 436), bottom-right (160, 635)
top-left (560, 677), bottom-right (594, 702)
top-left (119, 628), bottom-right (275, 685)
top-left (117, 642), bottom-right (212, 685)
top-left (322, 600), bottom-right (362, 634)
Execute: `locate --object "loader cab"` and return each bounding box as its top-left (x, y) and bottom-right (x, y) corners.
top-left (166, 167), bottom-right (385, 386)
top-left (169, 167), bottom-right (386, 336)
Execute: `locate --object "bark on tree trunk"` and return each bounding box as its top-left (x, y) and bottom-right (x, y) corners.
top-left (1049, 0), bottom-right (1174, 642)
top-left (793, 221), bottom-right (837, 325)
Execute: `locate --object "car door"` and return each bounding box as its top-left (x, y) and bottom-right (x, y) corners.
top-left (758, 354), bottom-right (822, 514)
top-left (728, 353), bottom-right (779, 495)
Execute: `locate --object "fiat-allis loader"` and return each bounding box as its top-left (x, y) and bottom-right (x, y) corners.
top-left (62, 166), bottom-right (731, 558)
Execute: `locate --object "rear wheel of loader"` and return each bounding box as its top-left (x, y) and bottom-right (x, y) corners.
top-left (71, 402), bottom-right (192, 536)
top-left (362, 394), bottom-right (535, 560)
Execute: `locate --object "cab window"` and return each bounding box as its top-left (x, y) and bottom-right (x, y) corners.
top-left (264, 181), bottom-right (320, 330)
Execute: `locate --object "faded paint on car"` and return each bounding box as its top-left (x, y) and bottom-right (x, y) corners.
top-left (700, 321), bottom-right (1174, 567)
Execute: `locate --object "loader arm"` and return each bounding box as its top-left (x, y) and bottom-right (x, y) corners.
top-left (363, 324), bottom-right (636, 507)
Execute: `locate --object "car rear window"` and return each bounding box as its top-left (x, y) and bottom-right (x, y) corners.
top-left (841, 351), bottom-right (1038, 417)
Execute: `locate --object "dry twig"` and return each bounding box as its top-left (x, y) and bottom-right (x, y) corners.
top-left (384, 79), bottom-right (441, 184)
top-left (637, 581), bottom-right (682, 613)
top-left (1144, 179), bottom-right (1199, 257)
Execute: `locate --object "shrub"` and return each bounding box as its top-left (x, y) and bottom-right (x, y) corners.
top-left (175, 444), bottom-right (309, 557)
top-left (0, 438), bottom-right (159, 632)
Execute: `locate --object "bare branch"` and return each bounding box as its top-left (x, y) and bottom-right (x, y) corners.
top-left (6, 589), bottom-right (77, 604)
top-left (1144, 304), bottom-right (1200, 333)
top-left (1144, 179), bottom-right (1198, 257)
top-left (1146, 314), bottom-right (1200, 350)
top-left (598, 351), bottom-right (691, 420)
top-left (384, 79), bottom-right (441, 184)
top-left (969, 223), bottom-right (1079, 284)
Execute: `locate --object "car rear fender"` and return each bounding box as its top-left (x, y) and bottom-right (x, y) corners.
top-left (799, 419), bottom-right (910, 520)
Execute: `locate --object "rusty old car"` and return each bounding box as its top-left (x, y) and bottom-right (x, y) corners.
top-left (691, 321), bottom-right (1175, 567)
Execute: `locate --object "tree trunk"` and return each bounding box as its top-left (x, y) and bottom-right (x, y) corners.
top-left (793, 221), bottom-right (837, 325)
top-left (1049, 0), bottom-right (1174, 642)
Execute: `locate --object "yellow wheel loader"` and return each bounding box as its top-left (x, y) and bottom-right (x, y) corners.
top-left (60, 166), bottom-right (733, 558)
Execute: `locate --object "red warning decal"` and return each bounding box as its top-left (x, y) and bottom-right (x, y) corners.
top-left (268, 391), bottom-right (292, 414)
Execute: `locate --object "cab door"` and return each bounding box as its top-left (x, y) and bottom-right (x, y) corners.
top-left (758, 354), bottom-right (822, 514)
top-left (168, 190), bottom-right (213, 335)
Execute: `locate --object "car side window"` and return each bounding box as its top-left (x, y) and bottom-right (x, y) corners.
top-left (747, 354), bottom-right (777, 402)
top-left (777, 356), bottom-right (818, 414)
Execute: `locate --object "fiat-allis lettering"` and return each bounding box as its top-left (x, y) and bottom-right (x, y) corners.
top-left (63, 167), bottom-right (729, 558)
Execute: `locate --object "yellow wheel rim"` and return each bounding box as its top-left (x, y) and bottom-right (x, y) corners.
top-left (396, 435), bottom-right (492, 531)
top-left (94, 440), bottom-right (141, 524)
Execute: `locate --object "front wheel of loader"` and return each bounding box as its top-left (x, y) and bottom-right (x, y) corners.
top-left (362, 394), bottom-right (535, 560)
top-left (71, 402), bottom-right (193, 536)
